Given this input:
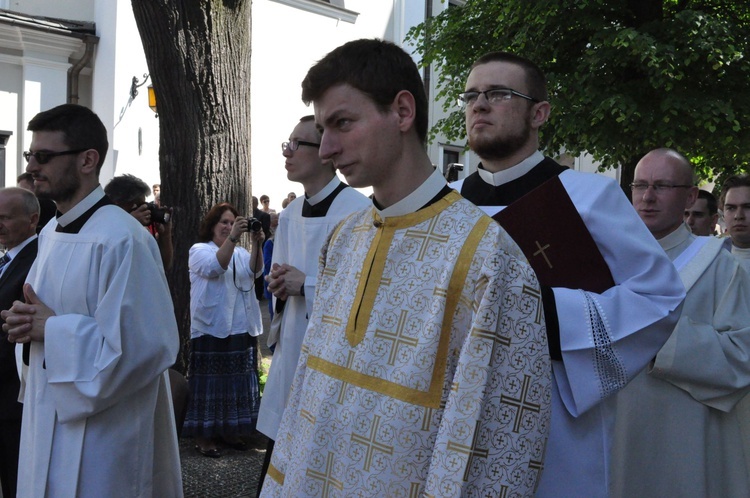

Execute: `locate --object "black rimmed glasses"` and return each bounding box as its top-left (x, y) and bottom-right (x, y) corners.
top-left (457, 88), bottom-right (540, 109)
top-left (281, 140), bottom-right (320, 152)
top-left (23, 149), bottom-right (89, 164)
top-left (630, 182), bottom-right (694, 194)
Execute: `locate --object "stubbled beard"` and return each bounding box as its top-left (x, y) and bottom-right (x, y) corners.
top-left (468, 120), bottom-right (531, 161)
top-left (36, 161), bottom-right (81, 204)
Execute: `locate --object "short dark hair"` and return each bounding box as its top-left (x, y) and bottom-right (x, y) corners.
top-left (27, 104), bottom-right (108, 174)
top-left (721, 174), bottom-right (750, 208)
top-left (198, 202), bottom-right (239, 242)
top-left (260, 195), bottom-right (269, 203)
top-left (301, 38), bottom-right (428, 144)
top-left (299, 115), bottom-right (321, 142)
top-left (104, 174), bottom-right (151, 206)
top-left (471, 52), bottom-right (548, 102)
top-left (696, 190), bottom-right (718, 216)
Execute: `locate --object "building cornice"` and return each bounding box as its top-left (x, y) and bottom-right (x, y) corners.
top-left (269, 0), bottom-right (358, 24)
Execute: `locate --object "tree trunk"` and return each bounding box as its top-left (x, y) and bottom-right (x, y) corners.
top-left (619, 156), bottom-right (640, 202)
top-left (131, 0), bottom-right (252, 372)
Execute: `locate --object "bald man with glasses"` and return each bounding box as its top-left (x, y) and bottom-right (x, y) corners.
top-left (610, 148), bottom-right (750, 496)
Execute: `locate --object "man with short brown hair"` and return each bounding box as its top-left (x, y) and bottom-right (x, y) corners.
top-left (685, 190), bottom-right (719, 236)
top-left (260, 40), bottom-right (551, 497)
top-left (721, 174), bottom-right (750, 271)
top-left (453, 51), bottom-right (685, 497)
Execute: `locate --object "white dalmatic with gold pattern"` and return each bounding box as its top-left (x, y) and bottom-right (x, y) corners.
top-left (261, 191), bottom-right (551, 497)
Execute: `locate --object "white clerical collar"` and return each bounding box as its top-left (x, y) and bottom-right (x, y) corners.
top-left (732, 244), bottom-right (750, 259)
top-left (477, 150), bottom-right (545, 187)
top-left (658, 223), bottom-right (693, 251)
top-left (5, 234), bottom-right (37, 259)
top-left (57, 186), bottom-right (104, 228)
top-left (306, 176), bottom-right (340, 206)
top-left (378, 167), bottom-right (447, 218)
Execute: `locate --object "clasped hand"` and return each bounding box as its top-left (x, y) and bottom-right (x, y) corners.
top-left (1, 283), bottom-right (54, 343)
top-left (266, 263), bottom-right (305, 301)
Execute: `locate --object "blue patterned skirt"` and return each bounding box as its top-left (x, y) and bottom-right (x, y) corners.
top-left (183, 333), bottom-right (260, 438)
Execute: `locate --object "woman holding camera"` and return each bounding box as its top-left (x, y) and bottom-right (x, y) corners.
top-left (184, 202), bottom-right (265, 457)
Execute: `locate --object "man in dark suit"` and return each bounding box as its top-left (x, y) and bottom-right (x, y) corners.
top-left (0, 187), bottom-right (39, 498)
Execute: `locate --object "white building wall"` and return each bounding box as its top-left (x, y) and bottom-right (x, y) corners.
top-left (249, 0), bottom-right (405, 208)
top-left (0, 60), bottom-right (22, 184)
top-left (92, 0), bottom-right (160, 190)
top-left (3, 0), bottom-right (95, 19)
top-left (2, 0), bottom-right (618, 204)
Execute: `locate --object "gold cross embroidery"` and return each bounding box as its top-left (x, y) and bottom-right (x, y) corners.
top-left (305, 452), bottom-right (343, 497)
top-left (471, 327), bottom-right (511, 367)
top-left (404, 217), bottom-right (450, 261)
top-left (350, 220), bottom-right (373, 252)
top-left (500, 375), bottom-right (541, 433)
top-left (533, 241), bottom-right (553, 269)
top-left (336, 350), bottom-right (356, 405)
top-left (521, 284), bottom-right (544, 325)
top-left (374, 310), bottom-right (419, 366)
top-left (350, 415), bottom-right (394, 471)
top-left (446, 421), bottom-right (490, 482)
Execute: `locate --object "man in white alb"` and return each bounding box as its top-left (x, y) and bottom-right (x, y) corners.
top-left (261, 39), bottom-right (551, 497)
top-left (255, 115), bottom-right (369, 494)
top-left (611, 148), bottom-right (750, 496)
top-left (453, 51), bottom-right (685, 497)
top-left (3, 104), bottom-right (182, 497)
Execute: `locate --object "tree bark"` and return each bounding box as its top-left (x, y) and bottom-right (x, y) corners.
top-left (131, 0), bottom-right (252, 371)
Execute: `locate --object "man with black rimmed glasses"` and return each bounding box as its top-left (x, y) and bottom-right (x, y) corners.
top-left (3, 103), bottom-right (182, 497)
top-left (255, 115), bottom-right (368, 496)
top-left (451, 52), bottom-right (685, 497)
top-left (610, 148), bottom-right (750, 496)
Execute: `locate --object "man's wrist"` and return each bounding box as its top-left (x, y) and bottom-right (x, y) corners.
top-left (299, 283), bottom-right (305, 296)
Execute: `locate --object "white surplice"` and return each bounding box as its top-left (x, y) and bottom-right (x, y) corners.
top-left (17, 189), bottom-right (182, 498)
top-left (611, 225), bottom-right (750, 497)
top-left (257, 179), bottom-right (369, 440)
top-left (453, 155), bottom-right (685, 497)
top-left (732, 244), bottom-right (750, 272)
top-left (262, 171), bottom-right (551, 497)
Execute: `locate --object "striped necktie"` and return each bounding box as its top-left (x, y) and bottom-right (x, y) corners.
top-left (0, 253), bottom-right (10, 273)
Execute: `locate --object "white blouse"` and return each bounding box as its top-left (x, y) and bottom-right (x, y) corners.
top-left (189, 241), bottom-right (263, 339)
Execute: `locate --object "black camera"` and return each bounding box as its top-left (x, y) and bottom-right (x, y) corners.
top-left (245, 217), bottom-right (262, 233)
top-left (146, 202), bottom-right (171, 224)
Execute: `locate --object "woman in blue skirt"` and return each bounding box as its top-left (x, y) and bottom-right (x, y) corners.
top-left (184, 202), bottom-right (264, 457)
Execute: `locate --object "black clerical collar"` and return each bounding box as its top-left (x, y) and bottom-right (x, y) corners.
top-left (302, 181), bottom-right (349, 218)
top-left (476, 151), bottom-right (545, 187)
top-left (56, 194), bottom-right (113, 234)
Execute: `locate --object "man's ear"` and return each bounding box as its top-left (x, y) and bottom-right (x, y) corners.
top-left (80, 149), bottom-right (100, 175)
top-left (29, 212), bottom-right (39, 230)
top-left (531, 101), bottom-right (551, 130)
top-left (392, 90), bottom-right (417, 134)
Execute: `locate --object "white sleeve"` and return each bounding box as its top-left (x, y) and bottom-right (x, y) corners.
top-left (44, 231), bottom-right (179, 423)
top-left (552, 172), bottom-right (685, 416)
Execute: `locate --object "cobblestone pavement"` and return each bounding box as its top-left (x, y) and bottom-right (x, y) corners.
top-left (180, 431), bottom-right (268, 498)
top-left (181, 297), bottom-right (274, 498)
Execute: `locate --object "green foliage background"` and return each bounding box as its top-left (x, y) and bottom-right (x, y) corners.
top-left (407, 0), bottom-right (750, 189)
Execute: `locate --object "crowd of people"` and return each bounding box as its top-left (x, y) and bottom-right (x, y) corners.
top-left (0, 37), bottom-right (749, 498)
